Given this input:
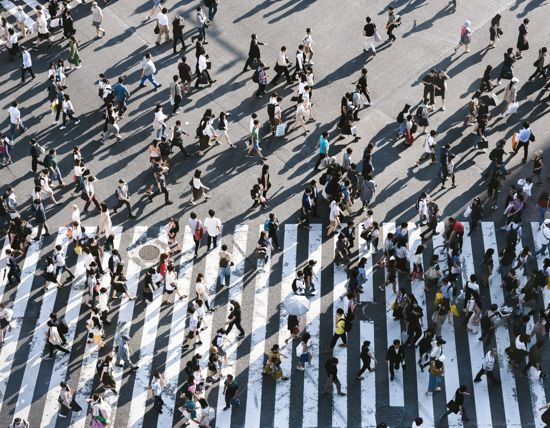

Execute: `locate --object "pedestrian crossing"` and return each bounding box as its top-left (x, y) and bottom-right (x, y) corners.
top-left (0, 0), bottom-right (50, 33)
top-left (0, 220), bottom-right (549, 427)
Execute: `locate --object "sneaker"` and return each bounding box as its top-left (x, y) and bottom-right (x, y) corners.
top-left (237, 334), bottom-right (245, 339)
top-left (296, 366), bottom-right (305, 371)
top-left (75, 120), bottom-right (80, 124)
top-left (59, 126), bottom-right (66, 130)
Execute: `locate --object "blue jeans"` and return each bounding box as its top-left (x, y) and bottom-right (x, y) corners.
top-left (538, 242), bottom-right (549, 256)
top-left (198, 25), bottom-right (206, 41)
top-left (155, 123), bottom-right (167, 140)
top-left (219, 266), bottom-right (231, 286)
top-left (208, 4), bottom-right (218, 21)
top-left (140, 74), bottom-right (159, 88)
top-left (7, 122), bottom-right (25, 142)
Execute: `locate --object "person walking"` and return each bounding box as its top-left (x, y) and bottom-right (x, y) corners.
top-left (522, 342), bottom-right (546, 378)
top-left (496, 47), bottom-right (516, 85)
top-left (314, 131), bottom-right (329, 170)
top-left (112, 77), bottom-right (130, 118)
top-left (324, 308), bottom-right (348, 353)
top-left (426, 359), bottom-right (444, 394)
top-left (245, 119), bottom-right (267, 160)
top-left (150, 371), bottom-right (166, 413)
top-left (60, 94), bottom-right (80, 129)
top-left (116, 334), bottom-right (139, 370)
top-left (6, 101), bottom-right (26, 143)
top-left (66, 35), bottom-right (81, 70)
top-left (191, 7), bottom-right (209, 44)
top-left (357, 340), bottom-right (376, 380)
top-left (57, 382), bottom-right (83, 418)
top-left (222, 374), bottom-right (239, 410)
top-left (454, 20), bottom-right (472, 54)
top-left (265, 213), bottom-right (281, 250)
top-left (438, 385), bottom-right (470, 423)
top-left (188, 212), bottom-right (203, 258)
top-left (91, 2), bottom-right (106, 38)
top-left (83, 176), bottom-right (101, 212)
top-left (225, 300), bottom-right (245, 338)
top-left (113, 179), bottom-right (135, 218)
top-left (44, 320), bottom-right (70, 360)
top-left (528, 47), bottom-right (547, 82)
top-left (386, 7), bottom-right (401, 43)
top-left (322, 357), bottom-right (346, 395)
top-left (54, 244), bottom-right (75, 282)
top-left (172, 15), bottom-right (186, 54)
top-left (204, 209), bottom-right (221, 251)
top-left (515, 18), bottom-right (529, 59)
top-left (243, 34), bottom-right (266, 72)
top-left (139, 53), bottom-right (161, 91)
top-left (20, 48), bottom-right (35, 84)
top-left (488, 14), bottom-right (502, 49)
top-left (195, 46), bottom-right (216, 88)
top-left (386, 339), bottom-right (405, 381)
top-left (270, 46), bottom-right (292, 85)
top-left (473, 349), bottom-right (501, 384)
top-left (218, 244), bottom-right (233, 287)
top-left (155, 7), bottom-right (170, 46)
top-left (499, 78), bottom-right (519, 118)
top-left (363, 16), bottom-right (378, 56)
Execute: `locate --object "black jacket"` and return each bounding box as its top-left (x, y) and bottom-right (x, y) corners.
top-left (386, 345), bottom-right (405, 363)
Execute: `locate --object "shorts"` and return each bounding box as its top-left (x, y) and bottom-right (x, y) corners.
top-left (299, 353), bottom-right (310, 364)
top-left (92, 21), bottom-right (101, 29)
top-left (253, 142), bottom-right (260, 150)
top-left (164, 288), bottom-right (174, 295)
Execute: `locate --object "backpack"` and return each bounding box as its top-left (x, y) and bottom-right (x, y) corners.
top-left (263, 219), bottom-right (271, 232)
top-left (342, 315), bottom-right (353, 332)
top-left (506, 225), bottom-right (519, 247)
top-left (319, 173), bottom-right (327, 185)
top-left (34, 174), bottom-right (42, 187)
top-left (480, 311), bottom-right (496, 332)
top-left (267, 103), bottom-right (276, 119)
top-left (252, 69), bottom-right (260, 83)
top-left (488, 148), bottom-right (499, 162)
top-left (57, 318), bottom-right (69, 335)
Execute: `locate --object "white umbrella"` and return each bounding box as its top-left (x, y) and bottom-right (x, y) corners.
top-left (284, 294), bottom-right (310, 316)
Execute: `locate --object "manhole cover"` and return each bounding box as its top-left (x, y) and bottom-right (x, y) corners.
top-left (377, 406), bottom-right (403, 427)
top-left (138, 244), bottom-right (161, 261)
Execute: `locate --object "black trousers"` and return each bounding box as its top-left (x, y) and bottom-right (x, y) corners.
top-left (388, 360), bottom-right (401, 379)
top-left (329, 332), bottom-right (346, 349)
top-left (21, 66), bottom-right (35, 82)
top-left (225, 319), bottom-right (244, 336)
top-left (423, 86), bottom-right (435, 105)
top-left (171, 140), bottom-right (190, 156)
top-left (513, 141), bottom-right (529, 162)
top-left (172, 95), bottom-right (182, 114)
top-left (269, 231), bottom-right (280, 249)
top-left (113, 199), bottom-right (133, 215)
top-left (358, 358), bottom-right (373, 376)
top-left (7, 267), bottom-right (21, 285)
top-left (49, 343), bottom-right (70, 357)
top-left (173, 35), bottom-right (186, 53)
top-left (271, 65), bottom-right (291, 85)
top-left (314, 153), bottom-right (327, 170)
top-left (474, 367), bottom-right (500, 383)
top-left (153, 394), bottom-right (164, 412)
top-left (243, 56), bottom-right (259, 72)
top-left (193, 238), bottom-right (200, 256)
top-left (207, 233), bottom-right (218, 250)
top-left (31, 156), bottom-right (43, 173)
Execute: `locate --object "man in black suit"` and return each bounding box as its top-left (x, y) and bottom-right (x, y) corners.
top-left (243, 34), bottom-right (265, 72)
top-left (386, 339), bottom-right (405, 381)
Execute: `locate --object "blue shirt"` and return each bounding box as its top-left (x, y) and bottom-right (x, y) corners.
top-left (319, 136), bottom-right (329, 155)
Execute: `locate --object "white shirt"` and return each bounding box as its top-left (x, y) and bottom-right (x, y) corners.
top-left (85, 182), bottom-right (95, 196)
top-left (22, 50), bottom-right (31, 68)
top-left (7, 106), bottom-right (20, 125)
top-left (150, 378), bottom-right (163, 396)
top-left (540, 224), bottom-right (550, 242)
top-left (195, 280), bottom-right (208, 300)
top-left (276, 51), bottom-right (288, 67)
top-left (192, 177), bottom-right (204, 190)
top-left (329, 200), bottom-right (341, 222)
top-left (249, 116), bottom-right (255, 133)
top-left (481, 351), bottom-right (495, 371)
top-left (156, 12), bottom-right (169, 26)
top-left (196, 10), bottom-right (207, 26)
top-left (153, 111), bottom-right (166, 129)
top-left (62, 100), bottom-right (74, 113)
top-left (303, 34), bottom-right (313, 47)
top-left (72, 208), bottom-right (81, 224)
top-left (466, 281), bottom-right (479, 294)
top-left (424, 135), bottom-right (435, 154)
top-left (188, 312), bottom-right (199, 331)
top-left (517, 127), bottom-right (532, 143)
top-left (296, 50), bottom-right (304, 69)
top-left (164, 270), bottom-right (177, 291)
top-left (16, 9), bottom-right (27, 24)
top-left (198, 54), bottom-right (208, 73)
top-left (54, 251), bottom-right (66, 267)
top-left (98, 292), bottom-right (109, 312)
top-left (203, 216), bottom-right (221, 236)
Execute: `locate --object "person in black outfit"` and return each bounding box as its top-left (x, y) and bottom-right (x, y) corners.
top-left (353, 68), bottom-right (371, 105)
top-left (5, 248), bottom-right (21, 286)
top-left (439, 385), bottom-right (470, 423)
top-left (422, 69), bottom-right (437, 107)
top-left (172, 16), bottom-right (186, 54)
top-left (266, 213), bottom-right (280, 250)
top-left (50, 312), bottom-right (68, 345)
top-left (386, 339), bottom-right (405, 381)
top-left (29, 139), bottom-right (43, 173)
top-left (225, 300), bottom-right (245, 338)
top-left (322, 357), bottom-right (346, 395)
top-left (482, 139), bottom-right (505, 178)
top-left (243, 34), bottom-right (265, 72)
top-left (357, 340), bottom-right (375, 380)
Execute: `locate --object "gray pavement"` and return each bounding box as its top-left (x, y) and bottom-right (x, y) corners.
top-left (1, 0), bottom-right (550, 426)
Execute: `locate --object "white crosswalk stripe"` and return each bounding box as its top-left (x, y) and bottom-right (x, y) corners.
top-left (0, 221), bottom-right (547, 427)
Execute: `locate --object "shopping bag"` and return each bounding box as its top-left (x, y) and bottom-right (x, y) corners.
top-left (450, 304), bottom-right (460, 317)
top-left (50, 18), bottom-right (60, 28)
top-left (74, 243), bottom-right (82, 255)
top-left (374, 31), bottom-right (381, 43)
top-left (434, 292), bottom-right (443, 305)
top-left (275, 123), bottom-right (286, 137)
top-left (511, 132), bottom-right (518, 150)
top-left (351, 126), bottom-right (357, 136)
top-left (464, 206), bottom-right (472, 218)
top-left (506, 102), bottom-right (519, 115)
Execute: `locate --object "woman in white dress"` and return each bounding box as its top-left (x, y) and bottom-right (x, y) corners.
top-left (98, 203), bottom-right (112, 238)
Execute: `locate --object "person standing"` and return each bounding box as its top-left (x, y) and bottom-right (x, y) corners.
top-left (473, 349), bottom-right (501, 384)
top-left (510, 121), bottom-right (535, 164)
top-left (386, 339), bottom-right (405, 381)
top-left (172, 15), bottom-right (186, 54)
top-left (32, 199), bottom-right (50, 240)
top-left (439, 385), bottom-right (470, 423)
top-left (139, 53), bottom-right (161, 90)
top-left (155, 7), bottom-right (170, 46)
top-left (6, 101), bottom-right (26, 143)
top-left (515, 18), bottom-right (529, 59)
top-left (20, 48), bottom-right (35, 84)
top-left (91, 2), bottom-right (106, 38)
top-left (243, 34), bottom-right (266, 72)
top-left (322, 357), bottom-right (346, 395)
top-left (204, 209), bottom-right (221, 251)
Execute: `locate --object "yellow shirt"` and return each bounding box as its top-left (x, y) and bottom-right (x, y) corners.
top-left (335, 314), bottom-right (346, 335)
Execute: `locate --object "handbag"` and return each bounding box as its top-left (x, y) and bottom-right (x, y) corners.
top-left (206, 61), bottom-right (212, 70)
top-left (463, 206), bottom-right (472, 218)
top-left (374, 31), bottom-right (381, 43)
top-left (275, 123), bottom-right (286, 137)
top-left (506, 102), bottom-right (519, 114)
top-left (450, 304), bottom-right (460, 317)
top-left (511, 132), bottom-right (519, 150)
top-left (50, 18), bottom-right (60, 28)
top-left (431, 311), bottom-right (439, 323)
top-left (74, 243), bottom-right (82, 255)
top-left (434, 292), bottom-right (443, 305)
top-left (154, 24), bottom-right (160, 34)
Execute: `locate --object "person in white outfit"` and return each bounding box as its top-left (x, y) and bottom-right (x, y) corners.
top-left (98, 203), bottom-right (113, 237)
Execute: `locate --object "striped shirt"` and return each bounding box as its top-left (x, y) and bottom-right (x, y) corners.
top-left (481, 351), bottom-right (495, 371)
